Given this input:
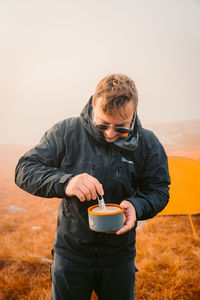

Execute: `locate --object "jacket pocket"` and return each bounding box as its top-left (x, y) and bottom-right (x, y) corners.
top-left (113, 160), bottom-right (136, 201)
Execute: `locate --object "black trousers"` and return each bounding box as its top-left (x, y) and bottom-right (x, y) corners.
top-left (51, 252), bottom-right (135, 300)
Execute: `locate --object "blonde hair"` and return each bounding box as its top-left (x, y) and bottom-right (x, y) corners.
top-left (93, 74), bottom-right (138, 113)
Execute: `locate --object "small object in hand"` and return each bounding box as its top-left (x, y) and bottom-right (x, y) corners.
top-left (97, 194), bottom-right (107, 210)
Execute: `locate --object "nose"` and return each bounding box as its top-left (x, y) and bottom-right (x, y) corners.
top-left (104, 127), bottom-right (117, 138)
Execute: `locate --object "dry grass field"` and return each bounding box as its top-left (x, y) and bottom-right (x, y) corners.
top-left (0, 145), bottom-right (200, 300)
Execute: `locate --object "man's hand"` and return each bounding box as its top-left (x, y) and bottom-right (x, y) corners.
top-left (116, 200), bottom-right (136, 235)
top-left (65, 173), bottom-right (104, 202)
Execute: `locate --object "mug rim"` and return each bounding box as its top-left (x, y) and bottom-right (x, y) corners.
top-left (88, 203), bottom-right (124, 216)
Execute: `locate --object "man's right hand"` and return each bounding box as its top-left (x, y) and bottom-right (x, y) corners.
top-left (65, 173), bottom-right (104, 202)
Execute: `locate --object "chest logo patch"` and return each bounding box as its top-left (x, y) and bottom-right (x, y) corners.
top-left (121, 157), bottom-right (134, 164)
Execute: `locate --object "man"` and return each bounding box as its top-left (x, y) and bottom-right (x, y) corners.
top-left (15, 74), bottom-right (170, 300)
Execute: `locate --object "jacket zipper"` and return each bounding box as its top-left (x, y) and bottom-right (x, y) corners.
top-left (102, 144), bottom-right (110, 187)
top-left (117, 167), bottom-right (121, 179)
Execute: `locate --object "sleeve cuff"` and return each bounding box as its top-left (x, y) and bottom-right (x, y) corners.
top-left (58, 174), bottom-right (74, 198)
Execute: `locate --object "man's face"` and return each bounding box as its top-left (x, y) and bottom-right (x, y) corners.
top-left (92, 97), bottom-right (136, 143)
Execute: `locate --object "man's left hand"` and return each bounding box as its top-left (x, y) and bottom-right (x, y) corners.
top-left (116, 200), bottom-right (136, 235)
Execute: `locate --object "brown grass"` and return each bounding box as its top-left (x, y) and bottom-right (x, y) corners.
top-left (0, 145), bottom-right (200, 300)
top-left (135, 216), bottom-right (200, 300)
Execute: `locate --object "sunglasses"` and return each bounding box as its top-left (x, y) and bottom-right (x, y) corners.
top-left (93, 111), bottom-right (136, 135)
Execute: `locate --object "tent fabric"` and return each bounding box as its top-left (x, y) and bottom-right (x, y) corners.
top-left (159, 157), bottom-right (200, 215)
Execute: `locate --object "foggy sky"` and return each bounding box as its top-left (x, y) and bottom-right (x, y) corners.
top-left (0, 0), bottom-right (200, 144)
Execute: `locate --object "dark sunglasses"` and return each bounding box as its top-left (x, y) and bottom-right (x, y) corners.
top-left (93, 111), bottom-right (136, 134)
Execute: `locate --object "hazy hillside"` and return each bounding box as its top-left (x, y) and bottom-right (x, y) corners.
top-left (145, 118), bottom-right (200, 151)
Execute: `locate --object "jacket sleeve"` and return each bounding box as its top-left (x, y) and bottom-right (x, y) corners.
top-left (126, 131), bottom-right (171, 220)
top-left (15, 121), bottom-right (73, 198)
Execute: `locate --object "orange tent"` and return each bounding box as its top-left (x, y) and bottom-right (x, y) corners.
top-left (159, 157), bottom-right (200, 235)
top-left (160, 157), bottom-right (200, 215)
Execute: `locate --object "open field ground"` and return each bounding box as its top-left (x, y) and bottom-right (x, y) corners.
top-left (0, 145), bottom-right (200, 299)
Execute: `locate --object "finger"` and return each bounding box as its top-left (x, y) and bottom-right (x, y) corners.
top-left (116, 223), bottom-right (132, 235)
top-left (86, 174), bottom-right (104, 196)
top-left (96, 184), bottom-right (104, 197)
top-left (116, 209), bottom-right (136, 235)
top-left (116, 215), bottom-right (135, 234)
top-left (85, 183), bottom-right (98, 200)
top-left (74, 189), bottom-right (86, 202)
top-left (120, 201), bottom-right (130, 210)
top-left (77, 182), bottom-right (93, 201)
top-left (81, 178), bottom-right (98, 200)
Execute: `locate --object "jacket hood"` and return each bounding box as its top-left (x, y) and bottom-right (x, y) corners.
top-left (80, 96), bottom-right (142, 152)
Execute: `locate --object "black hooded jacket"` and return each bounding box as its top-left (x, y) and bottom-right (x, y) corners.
top-left (15, 98), bottom-right (170, 266)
